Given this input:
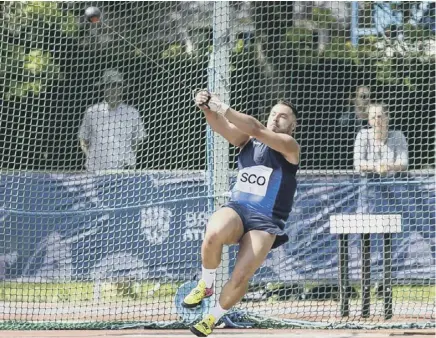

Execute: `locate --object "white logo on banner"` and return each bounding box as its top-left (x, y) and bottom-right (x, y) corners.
top-left (140, 207), bottom-right (172, 245)
top-left (184, 212), bottom-right (208, 241)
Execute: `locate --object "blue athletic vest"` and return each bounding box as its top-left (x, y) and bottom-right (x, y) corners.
top-left (230, 138), bottom-right (299, 223)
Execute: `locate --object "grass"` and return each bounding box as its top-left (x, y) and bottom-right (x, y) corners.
top-left (391, 285), bottom-right (436, 302)
top-left (0, 281), bottom-right (180, 303)
top-left (0, 281), bottom-right (433, 304)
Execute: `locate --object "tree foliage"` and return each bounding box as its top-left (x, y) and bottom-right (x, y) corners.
top-left (0, 2), bottom-right (433, 170)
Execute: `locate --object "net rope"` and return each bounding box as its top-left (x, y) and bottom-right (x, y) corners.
top-left (0, 1), bottom-right (434, 330)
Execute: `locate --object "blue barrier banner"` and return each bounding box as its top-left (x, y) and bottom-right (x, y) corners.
top-left (0, 171), bottom-right (434, 283)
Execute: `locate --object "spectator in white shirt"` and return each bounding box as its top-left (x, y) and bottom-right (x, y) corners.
top-left (354, 103), bottom-right (408, 176)
top-left (79, 69), bottom-right (146, 171)
top-left (353, 103), bottom-right (409, 214)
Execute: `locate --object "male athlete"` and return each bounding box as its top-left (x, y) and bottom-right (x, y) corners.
top-left (183, 90), bottom-right (300, 337)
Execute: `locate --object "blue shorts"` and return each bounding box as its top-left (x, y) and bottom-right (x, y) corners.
top-left (222, 201), bottom-right (289, 249)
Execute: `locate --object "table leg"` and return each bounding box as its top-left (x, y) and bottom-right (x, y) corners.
top-left (361, 233), bottom-right (371, 318)
top-left (339, 234), bottom-right (350, 317)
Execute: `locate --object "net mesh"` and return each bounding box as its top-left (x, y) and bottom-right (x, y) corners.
top-left (0, 1), bottom-right (434, 330)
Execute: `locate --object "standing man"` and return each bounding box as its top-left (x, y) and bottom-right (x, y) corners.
top-left (339, 85), bottom-right (371, 128)
top-left (337, 86), bottom-right (372, 168)
top-left (183, 90), bottom-right (300, 337)
top-left (79, 69), bottom-right (146, 171)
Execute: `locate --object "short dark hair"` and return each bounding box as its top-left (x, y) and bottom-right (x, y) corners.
top-left (277, 99), bottom-right (298, 118)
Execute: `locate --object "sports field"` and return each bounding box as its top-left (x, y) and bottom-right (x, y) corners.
top-left (0, 281), bottom-right (433, 323)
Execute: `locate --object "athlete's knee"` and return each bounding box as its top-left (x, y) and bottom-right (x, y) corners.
top-left (203, 217), bottom-right (232, 245)
top-left (204, 209), bottom-right (243, 245)
top-left (203, 228), bottom-right (223, 246)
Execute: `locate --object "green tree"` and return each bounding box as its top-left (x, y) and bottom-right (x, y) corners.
top-left (1, 1), bottom-right (78, 102)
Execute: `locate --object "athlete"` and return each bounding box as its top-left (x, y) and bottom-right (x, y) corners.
top-left (184, 90), bottom-right (300, 337)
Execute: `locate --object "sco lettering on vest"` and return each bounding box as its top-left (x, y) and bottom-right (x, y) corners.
top-left (235, 165), bottom-right (273, 196)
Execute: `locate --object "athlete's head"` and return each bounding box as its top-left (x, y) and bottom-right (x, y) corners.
top-left (267, 100), bottom-right (298, 135)
top-left (368, 103), bottom-right (389, 130)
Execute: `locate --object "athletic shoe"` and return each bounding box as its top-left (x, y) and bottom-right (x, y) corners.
top-left (189, 314), bottom-right (215, 337)
top-left (182, 279), bottom-right (213, 308)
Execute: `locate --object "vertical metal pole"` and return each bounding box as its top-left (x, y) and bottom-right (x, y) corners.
top-left (208, 1), bottom-right (231, 304)
top-left (351, 2), bottom-right (359, 47)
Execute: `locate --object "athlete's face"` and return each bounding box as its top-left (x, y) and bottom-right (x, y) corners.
top-left (267, 104), bottom-right (297, 135)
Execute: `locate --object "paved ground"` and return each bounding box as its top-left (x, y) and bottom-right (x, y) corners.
top-left (1, 329), bottom-right (435, 338)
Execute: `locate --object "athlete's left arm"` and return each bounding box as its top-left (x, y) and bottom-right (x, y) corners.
top-left (225, 108), bottom-right (299, 157)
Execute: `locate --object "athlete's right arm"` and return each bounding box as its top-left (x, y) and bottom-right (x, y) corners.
top-left (194, 90), bottom-right (249, 147)
top-left (202, 108), bottom-right (250, 147)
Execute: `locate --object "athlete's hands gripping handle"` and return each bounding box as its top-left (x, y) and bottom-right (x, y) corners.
top-left (193, 90), bottom-right (229, 116)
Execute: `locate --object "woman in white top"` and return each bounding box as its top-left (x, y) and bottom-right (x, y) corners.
top-left (353, 103), bottom-right (409, 213)
top-left (354, 103), bottom-right (408, 177)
